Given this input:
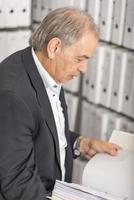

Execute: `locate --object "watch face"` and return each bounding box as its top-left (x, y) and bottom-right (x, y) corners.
top-left (74, 148), bottom-right (80, 157)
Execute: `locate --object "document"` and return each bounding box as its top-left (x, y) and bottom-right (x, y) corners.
top-left (109, 130), bottom-right (134, 151)
top-left (50, 180), bottom-right (125, 200)
top-left (82, 130), bottom-right (134, 200)
top-left (50, 131), bottom-right (134, 200)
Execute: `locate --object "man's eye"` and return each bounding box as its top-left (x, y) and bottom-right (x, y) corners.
top-left (77, 59), bottom-right (83, 62)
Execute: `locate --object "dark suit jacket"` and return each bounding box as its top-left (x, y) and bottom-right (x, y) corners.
top-left (0, 47), bottom-right (78, 200)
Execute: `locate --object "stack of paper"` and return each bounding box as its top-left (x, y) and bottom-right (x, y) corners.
top-left (49, 180), bottom-right (125, 200)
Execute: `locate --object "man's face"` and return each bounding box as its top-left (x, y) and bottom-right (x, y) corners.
top-left (49, 32), bottom-right (98, 84)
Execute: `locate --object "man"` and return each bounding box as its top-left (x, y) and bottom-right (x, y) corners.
top-left (0, 7), bottom-right (121, 200)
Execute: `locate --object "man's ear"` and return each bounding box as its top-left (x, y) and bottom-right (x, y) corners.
top-left (47, 37), bottom-right (62, 59)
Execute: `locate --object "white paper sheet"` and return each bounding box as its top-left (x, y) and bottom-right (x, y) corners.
top-left (109, 130), bottom-right (134, 151)
top-left (82, 130), bottom-right (134, 200)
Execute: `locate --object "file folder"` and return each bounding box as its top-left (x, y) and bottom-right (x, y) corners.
top-left (93, 107), bottom-right (110, 140)
top-left (110, 48), bottom-right (127, 112)
top-left (6, 31), bottom-right (19, 56)
top-left (64, 93), bottom-right (78, 131)
top-left (17, 0), bottom-right (32, 27)
top-left (80, 101), bottom-right (96, 138)
top-left (82, 63), bottom-right (91, 99)
top-left (17, 30), bottom-right (31, 50)
top-left (87, 0), bottom-right (101, 25)
top-left (88, 43), bottom-right (107, 104)
top-left (99, 0), bottom-right (115, 42)
top-left (114, 116), bottom-right (131, 133)
top-left (130, 77), bottom-right (134, 118)
top-left (0, 0), bottom-right (6, 28)
top-left (73, 0), bottom-right (86, 10)
top-left (123, 0), bottom-right (134, 49)
top-left (119, 52), bottom-right (134, 117)
top-left (111, 0), bottom-right (127, 45)
top-left (5, 0), bottom-right (17, 27)
top-left (32, 0), bottom-right (42, 22)
top-left (32, 0), bottom-right (37, 21)
top-left (41, 0), bottom-right (49, 19)
top-left (99, 45), bottom-right (116, 108)
top-left (101, 112), bottom-right (120, 141)
top-left (87, 53), bottom-right (98, 103)
top-left (51, 0), bottom-right (72, 9)
top-left (0, 32), bottom-right (7, 62)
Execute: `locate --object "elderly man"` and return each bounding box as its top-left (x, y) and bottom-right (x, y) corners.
top-left (0, 7), bottom-right (121, 200)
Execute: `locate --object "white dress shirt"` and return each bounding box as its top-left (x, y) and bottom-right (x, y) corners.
top-left (32, 48), bottom-right (67, 181)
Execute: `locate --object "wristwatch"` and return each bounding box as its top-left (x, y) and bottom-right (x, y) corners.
top-left (73, 136), bottom-right (83, 158)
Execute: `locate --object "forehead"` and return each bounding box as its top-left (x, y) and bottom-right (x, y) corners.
top-left (63, 32), bottom-right (98, 58)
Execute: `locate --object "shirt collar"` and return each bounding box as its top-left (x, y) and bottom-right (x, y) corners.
top-left (32, 48), bottom-right (62, 96)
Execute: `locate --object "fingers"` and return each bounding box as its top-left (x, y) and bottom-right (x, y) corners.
top-left (91, 140), bottom-right (122, 156)
top-left (79, 137), bottom-right (123, 157)
top-left (106, 143), bottom-right (122, 156)
top-left (87, 148), bottom-right (97, 157)
top-left (110, 143), bottom-right (122, 151)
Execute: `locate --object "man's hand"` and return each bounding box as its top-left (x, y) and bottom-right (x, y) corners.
top-left (79, 137), bottom-right (122, 157)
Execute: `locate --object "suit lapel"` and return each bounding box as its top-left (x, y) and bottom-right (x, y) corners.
top-left (22, 47), bottom-right (61, 167)
top-left (60, 89), bottom-right (73, 181)
top-left (60, 88), bottom-right (69, 140)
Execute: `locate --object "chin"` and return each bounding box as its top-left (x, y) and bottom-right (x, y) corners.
top-left (58, 76), bottom-right (72, 84)
top-left (61, 80), bottom-right (67, 84)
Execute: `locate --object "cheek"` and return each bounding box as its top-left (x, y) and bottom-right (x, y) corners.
top-left (59, 60), bottom-right (72, 74)
top-left (55, 64), bottom-right (67, 82)
top-left (55, 55), bottom-right (74, 78)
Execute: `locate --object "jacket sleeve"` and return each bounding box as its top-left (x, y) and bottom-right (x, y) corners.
top-left (69, 130), bottom-right (79, 150)
top-left (0, 91), bottom-right (48, 200)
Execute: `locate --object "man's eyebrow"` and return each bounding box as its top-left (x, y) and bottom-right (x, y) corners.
top-left (77, 55), bottom-right (91, 59)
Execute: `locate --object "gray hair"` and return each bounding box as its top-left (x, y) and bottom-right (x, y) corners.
top-left (29, 7), bottom-right (99, 51)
